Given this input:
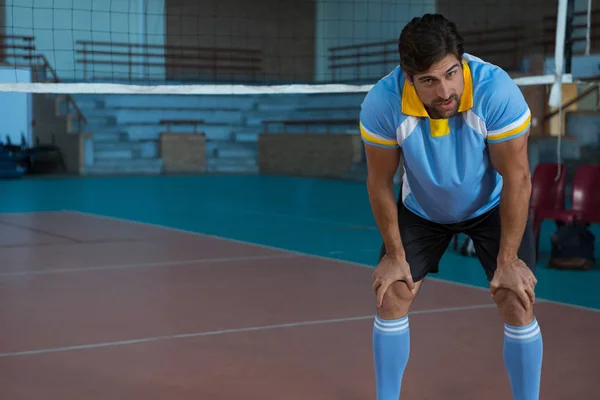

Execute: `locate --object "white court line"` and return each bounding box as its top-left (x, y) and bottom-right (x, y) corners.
top-left (64, 210), bottom-right (600, 314)
top-left (0, 303), bottom-right (497, 358)
top-left (0, 253), bottom-right (299, 278)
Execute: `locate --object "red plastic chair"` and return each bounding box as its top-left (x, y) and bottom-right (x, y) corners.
top-left (541, 164), bottom-right (600, 225)
top-left (530, 163), bottom-right (567, 212)
top-left (571, 164), bottom-right (600, 224)
top-left (529, 163), bottom-right (567, 254)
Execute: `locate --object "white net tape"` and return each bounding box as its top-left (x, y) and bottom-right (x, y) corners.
top-left (0, 74), bottom-right (574, 95)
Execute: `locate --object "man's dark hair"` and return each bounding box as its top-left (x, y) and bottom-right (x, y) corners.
top-left (398, 14), bottom-right (464, 78)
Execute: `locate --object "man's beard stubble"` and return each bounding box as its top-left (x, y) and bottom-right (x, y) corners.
top-left (424, 93), bottom-right (460, 119)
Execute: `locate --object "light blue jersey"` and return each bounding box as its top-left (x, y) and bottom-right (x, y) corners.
top-left (359, 53), bottom-right (531, 224)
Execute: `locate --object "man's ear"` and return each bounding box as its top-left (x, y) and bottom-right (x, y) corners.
top-left (403, 72), bottom-right (414, 86)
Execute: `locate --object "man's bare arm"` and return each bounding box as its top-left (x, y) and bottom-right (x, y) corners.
top-left (488, 132), bottom-right (532, 264)
top-left (365, 143), bottom-right (404, 259)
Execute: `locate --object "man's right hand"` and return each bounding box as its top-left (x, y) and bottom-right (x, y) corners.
top-left (372, 253), bottom-right (415, 308)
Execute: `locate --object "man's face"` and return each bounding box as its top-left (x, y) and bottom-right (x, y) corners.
top-left (406, 54), bottom-right (464, 119)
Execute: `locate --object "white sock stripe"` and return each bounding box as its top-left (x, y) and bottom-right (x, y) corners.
top-left (374, 320), bottom-right (409, 333)
top-left (504, 321), bottom-right (539, 335)
top-left (504, 327), bottom-right (541, 340)
top-left (374, 316), bottom-right (408, 327)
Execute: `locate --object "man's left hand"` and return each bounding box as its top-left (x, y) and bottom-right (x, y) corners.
top-left (490, 258), bottom-right (537, 309)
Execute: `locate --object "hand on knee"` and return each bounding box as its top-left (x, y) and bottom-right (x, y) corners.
top-left (377, 280), bottom-right (418, 320)
top-left (493, 288), bottom-right (535, 326)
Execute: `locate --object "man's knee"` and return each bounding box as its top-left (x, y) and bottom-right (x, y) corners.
top-left (377, 280), bottom-right (419, 319)
top-left (493, 288), bottom-right (534, 326)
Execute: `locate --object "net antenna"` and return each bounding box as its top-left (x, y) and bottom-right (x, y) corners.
top-left (548, 0), bottom-right (570, 181)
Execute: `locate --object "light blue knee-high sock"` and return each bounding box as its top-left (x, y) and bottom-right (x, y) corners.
top-left (373, 314), bottom-right (410, 400)
top-left (503, 317), bottom-right (543, 400)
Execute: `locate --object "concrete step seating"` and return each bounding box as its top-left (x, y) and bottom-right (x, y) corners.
top-left (85, 157), bottom-right (163, 175)
top-left (71, 92), bottom-right (367, 175)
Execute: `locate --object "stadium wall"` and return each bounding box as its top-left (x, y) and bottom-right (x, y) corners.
top-left (165, 0), bottom-right (316, 84)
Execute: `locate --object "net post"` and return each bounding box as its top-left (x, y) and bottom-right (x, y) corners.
top-left (550, 0), bottom-right (569, 110)
top-left (565, 0), bottom-right (575, 74)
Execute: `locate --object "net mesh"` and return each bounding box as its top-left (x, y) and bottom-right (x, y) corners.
top-left (0, 0), bottom-right (575, 87)
top-left (0, 0), bottom-right (591, 175)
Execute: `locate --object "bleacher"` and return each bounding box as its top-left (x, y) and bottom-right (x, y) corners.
top-left (70, 91), bottom-right (364, 174)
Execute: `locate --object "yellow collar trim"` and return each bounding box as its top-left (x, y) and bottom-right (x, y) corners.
top-left (401, 59), bottom-right (473, 118)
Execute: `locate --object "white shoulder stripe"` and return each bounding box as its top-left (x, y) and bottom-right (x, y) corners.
top-left (360, 122), bottom-right (395, 143)
top-left (487, 108), bottom-right (531, 137)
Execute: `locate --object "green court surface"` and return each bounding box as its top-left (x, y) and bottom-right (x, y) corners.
top-left (2, 174), bottom-right (598, 310)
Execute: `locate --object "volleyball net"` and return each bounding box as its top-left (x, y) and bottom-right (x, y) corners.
top-left (0, 0), bottom-right (596, 141)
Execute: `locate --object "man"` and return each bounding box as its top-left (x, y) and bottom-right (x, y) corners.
top-left (360, 14), bottom-right (542, 400)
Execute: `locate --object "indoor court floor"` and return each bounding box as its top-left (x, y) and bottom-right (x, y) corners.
top-left (1, 174), bottom-right (598, 399)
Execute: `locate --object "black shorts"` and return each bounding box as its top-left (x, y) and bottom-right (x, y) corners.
top-left (378, 194), bottom-right (536, 283)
